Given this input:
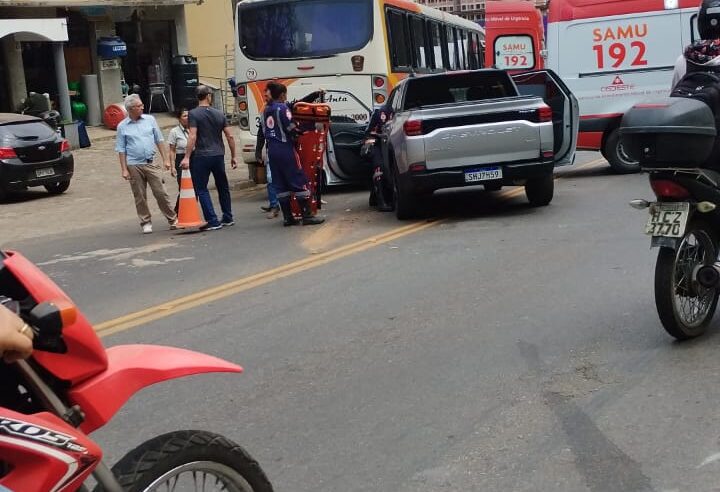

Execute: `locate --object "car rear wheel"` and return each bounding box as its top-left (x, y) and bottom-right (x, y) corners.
top-left (525, 173), bottom-right (554, 206)
top-left (44, 180), bottom-right (70, 195)
top-left (392, 166), bottom-right (418, 220)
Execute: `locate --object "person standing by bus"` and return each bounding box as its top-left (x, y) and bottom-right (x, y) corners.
top-left (363, 104), bottom-right (394, 212)
top-left (261, 83), bottom-right (324, 227)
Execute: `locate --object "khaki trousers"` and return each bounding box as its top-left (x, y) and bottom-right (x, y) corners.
top-left (127, 163), bottom-right (177, 225)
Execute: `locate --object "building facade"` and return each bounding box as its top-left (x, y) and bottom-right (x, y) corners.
top-left (0, 0), bottom-right (198, 123)
top-left (416, 0), bottom-right (548, 22)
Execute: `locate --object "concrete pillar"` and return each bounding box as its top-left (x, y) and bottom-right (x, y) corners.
top-left (175, 6), bottom-right (189, 55)
top-left (52, 42), bottom-right (71, 122)
top-left (89, 19), bottom-right (122, 111)
top-left (1, 35), bottom-right (27, 111)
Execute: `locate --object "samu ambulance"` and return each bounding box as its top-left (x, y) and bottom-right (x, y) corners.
top-left (486, 0), bottom-right (700, 173)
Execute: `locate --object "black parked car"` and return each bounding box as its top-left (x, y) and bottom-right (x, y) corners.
top-left (0, 113), bottom-right (74, 199)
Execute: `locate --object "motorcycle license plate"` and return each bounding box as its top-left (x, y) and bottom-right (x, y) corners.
top-left (645, 202), bottom-right (690, 238)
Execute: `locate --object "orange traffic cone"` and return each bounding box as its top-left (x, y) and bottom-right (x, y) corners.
top-left (176, 169), bottom-right (206, 228)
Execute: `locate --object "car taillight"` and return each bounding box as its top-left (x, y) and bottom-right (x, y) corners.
top-left (374, 93), bottom-right (386, 104)
top-left (650, 179), bottom-right (690, 199)
top-left (238, 101), bottom-right (248, 112)
top-left (237, 85), bottom-right (246, 97)
top-left (409, 162), bottom-right (426, 172)
top-left (403, 120), bottom-right (423, 136)
top-left (538, 105), bottom-right (552, 123)
top-left (60, 140), bottom-right (71, 152)
top-left (374, 76), bottom-right (385, 88)
top-left (0, 147), bottom-right (17, 159)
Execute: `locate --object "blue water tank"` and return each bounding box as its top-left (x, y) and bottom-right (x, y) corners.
top-left (97, 37), bottom-right (127, 59)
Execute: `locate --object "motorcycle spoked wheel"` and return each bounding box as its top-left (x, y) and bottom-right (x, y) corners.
top-left (94, 430), bottom-right (273, 492)
top-left (655, 220), bottom-right (720, 340)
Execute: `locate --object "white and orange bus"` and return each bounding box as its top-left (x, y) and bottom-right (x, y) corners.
top-left (234, 0), bottom-right (484, 185)
top-left (486, 0), bottom-right (700, 173)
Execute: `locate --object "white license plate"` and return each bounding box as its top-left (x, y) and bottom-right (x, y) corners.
top-left (645, 202), bottom-right (690, 238)
top-left (465, 167), bottom-right (502, 183)
top-left (36, 167), bottom-right (55, 178)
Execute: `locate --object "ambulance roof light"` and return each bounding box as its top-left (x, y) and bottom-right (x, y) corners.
top-left (665, 0), bottom-right (679, 9)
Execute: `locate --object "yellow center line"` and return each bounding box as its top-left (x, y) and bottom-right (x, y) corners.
top-left (95, 156), bottom-right (607, 337)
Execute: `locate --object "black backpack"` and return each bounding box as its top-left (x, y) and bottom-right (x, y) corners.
top-left (671, 71), bottom-right (720, 117)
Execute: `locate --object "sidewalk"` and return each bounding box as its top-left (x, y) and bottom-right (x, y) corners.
top-left (0, 118), bottom-right (259, 243)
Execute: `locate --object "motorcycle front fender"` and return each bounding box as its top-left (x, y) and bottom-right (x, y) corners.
top-left (68, 345), bottom-right (242, 434)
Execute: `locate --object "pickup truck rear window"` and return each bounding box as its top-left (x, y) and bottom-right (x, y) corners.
top-left (403, 72), bottom-right (517, 110)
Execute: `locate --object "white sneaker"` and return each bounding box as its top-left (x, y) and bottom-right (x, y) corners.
top-left (141, 223), bottom-right (153, 234)
top-left (169, 219), bottom-right (179, 230)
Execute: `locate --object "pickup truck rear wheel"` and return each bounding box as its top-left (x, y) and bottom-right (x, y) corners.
top-left (604, 128), bottom-right (640, 174)
top-left (525, 173), bottom-right (554, 207)
top-left (392, 169), bottom-right (418, 220)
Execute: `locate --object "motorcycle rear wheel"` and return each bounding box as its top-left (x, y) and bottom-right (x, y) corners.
top-left (655, 221), bottom-right (720, 340)
top-left (94, 430), bottom-right (273, 492)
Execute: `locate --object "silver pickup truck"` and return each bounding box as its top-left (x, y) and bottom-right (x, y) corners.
top-left (381, 69), bottom-right (579, 219)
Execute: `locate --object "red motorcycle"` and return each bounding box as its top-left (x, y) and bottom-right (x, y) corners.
top-left (0, 250), bottom-right (274, 492)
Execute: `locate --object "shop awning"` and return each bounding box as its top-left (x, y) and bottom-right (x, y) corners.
top-left (2, 0), bottom-right (199, 5)
top-left (0, 18), bottom-right (68, 42)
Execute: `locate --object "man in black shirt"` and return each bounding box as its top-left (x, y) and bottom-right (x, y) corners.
top-left (181, 85), bottom-right (237, 230)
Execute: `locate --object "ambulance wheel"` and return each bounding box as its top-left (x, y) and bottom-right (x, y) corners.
top-left (604, 128), bottom-right (640, 174)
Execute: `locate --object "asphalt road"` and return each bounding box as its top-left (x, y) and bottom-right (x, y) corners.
top-left (7, 153), bottom-right (720, 491)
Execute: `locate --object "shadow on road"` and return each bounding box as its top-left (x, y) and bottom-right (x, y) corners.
top-left (0, 189), bottom-right (59, 204)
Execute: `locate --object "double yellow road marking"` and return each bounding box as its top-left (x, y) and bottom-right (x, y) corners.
top-left (96, 157), bottom-right (606, 337)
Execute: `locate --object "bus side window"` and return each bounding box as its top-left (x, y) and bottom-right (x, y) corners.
top-left (440, 25), bottom-right (450, 69)
top-left (429, 21), bottom-right (443, 70)
top-left (446, 25), bottom-right (459, 70)
top-left (459, 30), bottom-right (468, 69)
top-left (410, 15), bottom-right (430, 71)
top-left (386, 9), bottom-right (412, 71)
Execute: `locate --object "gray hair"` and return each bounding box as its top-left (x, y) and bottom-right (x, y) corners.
top-left (124, 94), bottom-right (142, 112)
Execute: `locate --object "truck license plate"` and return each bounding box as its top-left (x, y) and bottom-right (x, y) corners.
top-left (465, 167), bottom-right (502, 183)
top-left (36, 167), bottom-right (54, 178)
top-left (645, 202), bottom-right (689, 238)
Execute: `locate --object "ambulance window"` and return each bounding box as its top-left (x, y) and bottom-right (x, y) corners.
top-left (410, 16), bottom-right (430, 70)
top-left (429, 21), bottom-right (443, 70)
top-left (691, 13), bottom-right (700, 43)
top-left (493, 35), bottom-right (535, 70)
top-left (386, 9), bottom-right (411, 70)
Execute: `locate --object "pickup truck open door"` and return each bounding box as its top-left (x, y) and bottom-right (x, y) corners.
top-left (512, 70), bottom-right (579, 167)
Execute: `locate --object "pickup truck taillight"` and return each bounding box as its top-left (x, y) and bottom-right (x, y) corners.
top-left (0, 147), bottom-right (17, 159)
top-left (538, 105), bottom-right (552, 123)
top-left (60, 140), bottom-right (71, 153)
top-left (403, 120), bottom-right (423, 136)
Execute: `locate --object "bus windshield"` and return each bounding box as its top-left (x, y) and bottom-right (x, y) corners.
top-left (239, 0), bottom-right (373, 59)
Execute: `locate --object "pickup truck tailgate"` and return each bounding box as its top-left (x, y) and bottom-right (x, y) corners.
top-left (418, 98), bottom-right (547, 170)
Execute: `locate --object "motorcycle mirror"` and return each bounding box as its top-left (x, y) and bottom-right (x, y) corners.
top-left (28, 300), bottom-right (75, 353)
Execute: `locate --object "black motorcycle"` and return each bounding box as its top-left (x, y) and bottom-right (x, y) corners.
top-left (623, 96), bottom-right (720, 339)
